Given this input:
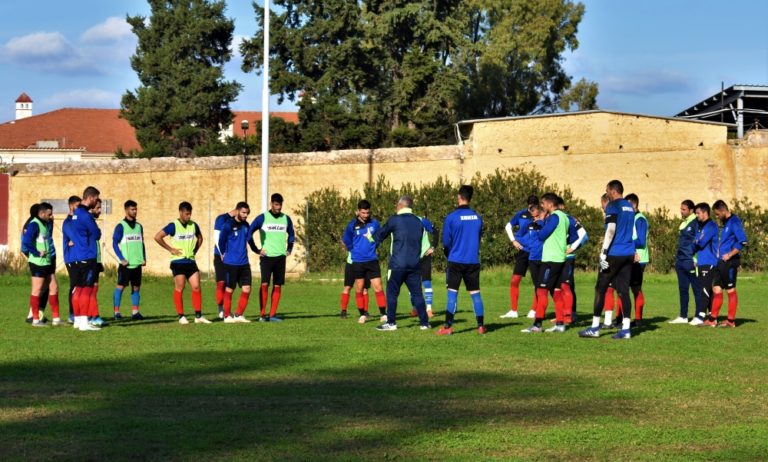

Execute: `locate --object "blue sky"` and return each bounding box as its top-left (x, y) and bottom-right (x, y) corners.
top-left (1, 0), bottom-right (767, 123)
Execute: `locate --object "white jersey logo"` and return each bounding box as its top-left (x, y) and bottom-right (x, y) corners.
top-left (265, 224), bottom-right (287, 232)
top-left (460, 215), bottom-right (479, 221)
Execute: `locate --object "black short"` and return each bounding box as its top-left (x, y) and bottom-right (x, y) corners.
top-left (350, 260), bottom-right (381, 281)
top-left (29, 262), bottom-right (55, 278)
top-left (260, 255), bottom-right (286, 285)
top-left (559, 258), bottom-right (575, 286)
top-left (344, 263), bottom-right (370, 288)
top-left (170, 261), bottom-right (200, 279)
top-left (595, 255), bottom-right (633, 295)
top-left (697, 265), bottom-right (715, 300)
top-left (224, 263), bottom-right (253, 289)
top-left (713, 259), bottom-right (740, 289)
top-left (529, 261), bottom-right (542, 287)
top-left (538, 262), bottom-right (564, 291)
top-left (117, 265), bottom-right (143, 287)
top-left (70, 260), bottom-right (98, 287)
top-left (513, 251), bottom-right (530, 276)
top-left (214, 254), bottom-right (226, 282)
top-left (446, 262), bottom-right (480, 292)
top-left (630, 263), bottom-right (646, 288)
top-left (419, 255), bottom-right (432, 281)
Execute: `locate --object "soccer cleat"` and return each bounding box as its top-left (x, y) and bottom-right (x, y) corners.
top-left (700, 319), bottom-right (717, 328)
top-left (218, 307), bottom-right (225, 319)
top-left (258, 316), bottom-right (269, 322)
top-left (526, 310), bottom-right (536, 319)
top-left (718, 320), bottom-right (736, 328)
top-left (223, 316), bottom-right (237, 324)
top-left (420, 324), bottom-right (431, 330)
top-left (357, 314), bottom-right (367, 324)
top-left (410, 309), bottom-right (418, 317)
top-left (52, 318), bottom-right (66, 327)
top-left (90, 317), bottom-right (107, 327)
top-left (631, 319), bottom-right (643, 328)
top-left (521, 325), bottom-right (542, 333)
top-left (477, 326), bottom-right (487, 335)
top-left (79, 323), bottom-right (101, 331)
top-left (380, 314), bottom-right (388, 323)
top-left (131, 312), bottom-right (145, 321)
top-left (340, 311), bottom-right (348, 319)
top-left (269, 317), bottom-right (283, 322)
top-left (689, 317), bottom-right (704, 326)
top-left (611, 329), bottom-right (631, 340)
top-left (234, 316), bottom-right (251, 323)
top-left (25, 316), bottom-right (33, 324)
top-left (668, 317), bottom-right (689, 324)
top-left (32, 320), bottom-right (47, 327)
top-left (579, 327), bottom-right (601, 338)
top-left (500, 310), bottom-right (520, 319)
top-left (178, 316), bottom-right (189, 325)
top-left (68, 314), bottom-right (75, 324)
top-left (114, 312), bottom-right (123, 320)
top-left (545, 324), bottom-right (566, 333)
top-left (194, 317), bottom-right (212, 324)
top-left (436, 326), bottom-right (453, 336)
top-left (376, 323), bottom-right (397, 331)
top-left (601, 323), bottom-right (615, 330)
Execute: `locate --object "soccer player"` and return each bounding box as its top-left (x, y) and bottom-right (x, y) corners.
top-left (373, 195), bottom-right (429, 331)
top-left (409, 215), bottom-right (436, 318)
top-left (521, 193), bottom-right (571, 333)
top-left (502, 194), bottom-right (539, 319)
top-left (21, 202), bottom-right (64, 327)
top-left (669, 200), bottom-right (702, 324)
top-left (342, 199), bottom-right (387, 324)
top-left (437, 185), bottom-right (486, 336)
top-left (523, 204), bottom-right (545, 317)
top-left (626, 193), bottom-right (649, 327)
top-left (691, 203), bottom-right (718, 326)
top-left (69, 186), bottom-right (102, 332)
top-left (579, 180), bottom-right (636, 340)
top-left (22, 204), bottom-right (49, 323)
top-left (62, 195), bottom-right (81, 323)
top-left (154, 201), bottom-right (211, 324)
top-left (340, 250), bottom-right (370, 319)
top-left (559, 197), bottom-right (588, 324)
top-left (703, 200), bottom-right (747, 328)
top-left (213, 206), bottom-right (238, 318)
top-left (248, 193), bottom-right (295, 322)
top-left (87, 198), bottom-right (107, 327)
top-left (219, 202), bottom-right (257, 323)
top-left (112, 200), bottom-right (146, 320)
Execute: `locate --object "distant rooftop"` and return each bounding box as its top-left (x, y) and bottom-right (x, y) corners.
top-left (675, 84), bottom-right (768, 138)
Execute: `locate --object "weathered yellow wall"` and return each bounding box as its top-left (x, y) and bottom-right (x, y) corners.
top-left (9, 111), bottom-right (767, 275)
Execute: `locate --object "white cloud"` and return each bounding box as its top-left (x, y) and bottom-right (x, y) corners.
top-left (43, 89), bottom-right (121, 108)
top-left (80, 17), bottom-right (133, 44)
top-left (0, 31), bottom-right (98, 74)
top-left (602, 70), bottom-right (693, 96)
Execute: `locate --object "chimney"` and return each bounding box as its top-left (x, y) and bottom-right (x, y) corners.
top-left (15, 93), bottom-right (33, 120)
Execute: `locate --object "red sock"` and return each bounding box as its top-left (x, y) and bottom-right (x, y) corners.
top-left (553, 289), bottom-right (564, 323)
top-left (48, 294), bottom-right (60, 319)
top-left (89, 285), bottom-right (99, 317)
top-left (535, 288), bottom-right (549, 319)
top-left (711, 292), bottom-right (723, 318)
top-left (363, 292), bottom-right (369, 311)
top-left (727, 290), bottom-right (738, 321)
top-left (192, 289), bottom-right (202, 314)
top-left (260, 284), bottom-right (269, 317)
top-left (215, 281), bottom-right (226, 306)
top-left (510, 275), bottom-right (522, 311)
top-left (223, 290), bottom-right (233, 317)
top-left (237, 291), bottom-right (251, 316)
top-left (173, 289), bottom-right (184, 315)
top-left (604, 287), bottom-right (614, 312)
top-left (355, 292), bottom-right (365, 313)
top-left (634, 291), bottom-right (645, 320)
top-left (269, 285), bottom-right (281, 317)
top-left (78, 287), bottom-right (93, 316)
top-left (340, 292), bottom-right (350, 310)
top-left (375, 291), bottom-right (386, 311)
top-left (30, 295), bottom-right (40, 320)
top-left (560, 283), bottom-right (573, 323)
top-left (529, 287), bottom-right (537, 311)
top-left (72, 287), bottom-right (81, 316)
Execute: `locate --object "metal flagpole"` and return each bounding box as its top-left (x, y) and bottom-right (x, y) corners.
top-left (261, 0), bottom-right (270, 213)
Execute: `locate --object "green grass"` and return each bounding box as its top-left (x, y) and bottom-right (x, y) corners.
top-left (1, 270), bottom-right (767, 461)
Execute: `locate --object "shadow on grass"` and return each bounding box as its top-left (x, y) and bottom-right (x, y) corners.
top-left (0, 348), bottom-right (643, 461)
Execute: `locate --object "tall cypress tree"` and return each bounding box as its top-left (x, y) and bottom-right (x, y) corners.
top-left (121, 0), bottom-right (241, 157)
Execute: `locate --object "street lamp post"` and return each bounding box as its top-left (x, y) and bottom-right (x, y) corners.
top-left (241, 119), bottom-right (249, 202)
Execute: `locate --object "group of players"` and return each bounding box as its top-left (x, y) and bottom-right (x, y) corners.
top-left (20, 179), bottom-right (748, 338)
top-left (20, 186), bottom-right (295, 331)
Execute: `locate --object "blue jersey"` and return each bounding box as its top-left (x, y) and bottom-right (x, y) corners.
top-left (342, 218), bottom-right (380, 263)
top-left (508, 209), bottom-right (533, 246)
top-left (566, 214), bottom-right (587, 260)
top-left (21, 219), bottom-right (53, 258)
top-left (62, 215), bottom-right (75, 264)
top-left (69, 204), bottom-right (101, 261)
top-left (694, 219), bottom-right (718, 266)
top-left (718, 214), bottom-right (747, 259)
top-left (525, 220), bottom-right (544, 261)
top-left (218, 219), bottom-right (256, 265)
top-left (213, 212), bottom-right (234, 257)
top-left (604, 199), bottom-right (635, 257)
top-left (442, 205), bottom-right (483, 264)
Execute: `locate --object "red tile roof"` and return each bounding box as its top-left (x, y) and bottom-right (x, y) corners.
top-left (0, 108), bottom-right (299, 154)
top-left (15, 92), bottom-right (33, 103)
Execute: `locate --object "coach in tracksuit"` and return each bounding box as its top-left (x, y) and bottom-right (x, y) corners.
top-left (373, 196), bottom-right (428, 331)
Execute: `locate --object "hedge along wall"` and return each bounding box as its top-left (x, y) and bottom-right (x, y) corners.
top-left (295, 168), bottom-right (768, 274)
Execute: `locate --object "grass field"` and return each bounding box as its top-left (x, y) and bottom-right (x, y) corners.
top-left (1, 269), bottom-right (767, 461)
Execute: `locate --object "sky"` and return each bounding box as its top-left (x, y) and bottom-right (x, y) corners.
top-left (1, 0), bottom-right (767, 123)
